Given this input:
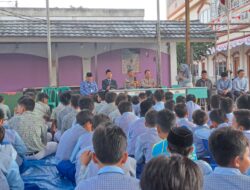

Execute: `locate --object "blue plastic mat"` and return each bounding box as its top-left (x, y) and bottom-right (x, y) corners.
top-left (21, 156), bottom-right (75, 190)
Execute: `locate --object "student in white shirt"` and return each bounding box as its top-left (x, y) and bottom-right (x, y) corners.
top-left (220, 97), bottom-right (234, 126)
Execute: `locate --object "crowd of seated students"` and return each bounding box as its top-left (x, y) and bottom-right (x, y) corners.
top-left (1, 88), bottom-right (250, 190)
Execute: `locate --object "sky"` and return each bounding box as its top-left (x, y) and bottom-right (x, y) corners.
top-left (0, 0), bottom-right (167, 20)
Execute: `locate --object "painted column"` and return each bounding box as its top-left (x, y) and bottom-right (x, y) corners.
top-left (82, 57), bottom-right (91, 81)
top-left (169, 42), bottom-right (178, 86)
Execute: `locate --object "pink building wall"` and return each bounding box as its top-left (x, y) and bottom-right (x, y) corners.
top-left (91, 48), bottom-right (170, 89)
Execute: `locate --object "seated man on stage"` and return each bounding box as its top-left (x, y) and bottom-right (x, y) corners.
top-left (102, 69), bottom-right (118, 91)
top-left (233, 69), bottom-right (248, 99)
top-left (80, 72), bottom-right (98, 96)
top-left (217, 72), bottom-right (233, 99)
top-left (141, 69), bottom-right (156, 88)
top-left (124, 69), bottom-right (140, 89)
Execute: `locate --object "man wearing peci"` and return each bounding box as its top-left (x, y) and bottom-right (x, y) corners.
top-left (102, 69), bottom-right (118, 91)
top-left (80, 72), bottom-right (98, 96)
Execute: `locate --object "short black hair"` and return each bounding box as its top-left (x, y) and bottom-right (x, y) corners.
top-left (221, 71), bottom-right (228, 78)
top-left (145, 110), bottom-right (158, 127)
top-left (37, 92), bottom-right (49, 102)
top-left (144, 69), bottom-right (150, 74)
top-left (192, 109), bottom-right (208, 126)
top-left (105, 92), bottom-right (117, 104)
top-left (98, 91), bottom-right (106, 101)
top-left (24, 92), bottom-right (36, 100)
top-left (0, 127), bottom-right (5, 143)
top-left (93, 125), bottom-right (127, 164)
top-left (237, 69), bottom-right (244, 74)
top-left (154, 89), bottom-right (164, 102)
top-left (145, 90), bottom-right (153, 98)
top-left (164, 100), bottom-right (175, 112)
top-left (0, 109), bottom-right (4, 120)
top-left (220, 97), bottom-right (233, 114)
top-left (176, 95), bottom-right (186, 104)
top-left (59, 91), bottom-right (71, 106)
top-left (140, 99), bottom-right (153, 117)
top-left (186, 94), bottom-right (196, 102)
top-left (201, 70), bottom-right (207, 74)
top-left (131, 96), bottom-right (140, 105)
top-left (70, 95), bottom-right (81, 109)
top-left (233, 109), bottom-right (250, 130)
top-left (76, 110), bottom-right (94, 126)
top-left (93, 114), bottom-right (111, 130)
top-left (18, 96), bottom-right (35, 111)
top-left (209, 127), bottom-right (249, 167)
top-left (106, 69), bottom-right (111, 74)
top-left (86, 72), bottom-right (93, 77)
top-left (140, 155), bottom-right (203, 190)
top-left (210, 94), bottom-right (221, 109)
top-left (0, 95), bottom-right (4, 103)
top-left (165, 92), bottom-right (173, 101)
top-left (209, 109), bottom-right (227, 124)
top-left (236, 94), bottom-right (250, 109)
top-left (138, 93), bottom-right (146, 100)
top-left (78, 96), bottom-right (94, 112)
top-left (118, 101), bottom-right (132, 115)
top-left (157, 109), bottom-right (176, 133)
top-left (174, 103), bottom-right (188, 118)
top-left (115, 93), bottom-right (128, 106)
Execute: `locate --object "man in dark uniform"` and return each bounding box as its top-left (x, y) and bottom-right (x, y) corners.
top-left (102, 69), bottom-right (118, 91)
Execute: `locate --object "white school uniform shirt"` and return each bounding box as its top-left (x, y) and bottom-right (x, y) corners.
top-left (176, 117), bottom-right (195, 132)
top-left (152, 101), bottom-right (165, 111)
top-left (226, 112), bottom-right (234, 126)
top-left (115, 112), bottom-right (139, 135)
top-left (186, 101), bottom-right (201, 122)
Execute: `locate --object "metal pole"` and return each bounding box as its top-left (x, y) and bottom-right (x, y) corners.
top-left (46, 0), bottom-right (53, 86)
top-left (185, 0), bottom-right (191, 65)
top-left (156, 0), bottom-right (162, 87)
top-left (226, 0), bottom-right (231, 75)
top-left (94, 43), bottom-right (98, 85)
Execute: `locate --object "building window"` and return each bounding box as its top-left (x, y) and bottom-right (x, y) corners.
top-left (199, 8), bottom-right (211, 23)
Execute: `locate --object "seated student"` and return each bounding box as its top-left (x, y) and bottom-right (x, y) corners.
top-left (164, 99), bottom-right (175, 112)
top-left (61, 95), bottom-right (81, 134)
top-left (220, 97), bottom-right (234, 126)
top-left (94, 91), bottom-right (106, 114)
top-left (186, 94), bottom-right (201, 122)
top-left (192, 109), bottom-right (210, 158)
top-left (138, 92), bottom-right (147, 102)
top-left (127, 99), bottom-right (153, 157)
top-left (131, 96), bottom-right (140, 117)
top-left (0, 127), bottom-right (24, 190)
top-left (115, 101), bottom-right (139, 135)
top-left (152, 89), bottom-right (165, 111)
top-left (140, 155), bottom-right (203, 190)
top-left (135, 110), bottom-right (161, 164)
top-left (56, 110), bottom-right (94, 161)
top-left (152, 109), bottom-right (197, 160)
top-left (176, 95), bottom-right (186, 104)
top-left (207, 94), bottom-right (221, 125)
top-left (204, 128), bottom-right (250, 190)
top-left (0, 109), bottom-right (26, 165)
top-left (34, 92), bottom-right (50, 120)
top-left (233, 109), bottom-right (250, 142)
top-left (174, 103), bottom-right (195, 132)
top-left (109, 93), bottom-right (128, 123)
top-left (167, 127), bottom-right (212, 175)
top-left (8, 96), bottom-right (57, 160)
top-left (78, 96), bottom-right (95, 113)
top-left (97, 92), bottom-right (117, 115)
top-left (0, 95), bottom-right (11, 120)
top-left (210, 109), bottom-right (229, 129)
top-left (236, 94), bottom-right (250, 110)
top-left (76, 126), bottom-right (140, 190)
top-left (165, 91), bottom-right (174, 102)
top-left (55, 91), bottom-right (72, 141)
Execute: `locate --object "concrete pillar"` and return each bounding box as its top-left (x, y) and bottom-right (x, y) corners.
top-left (82, 57), bottom-right (91, 81)
top-left (50, 43), bottom-right (57, 86)
top-left (169, 42), bottom-right (178, 86)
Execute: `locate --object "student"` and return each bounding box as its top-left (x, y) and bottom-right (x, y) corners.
top-left (108, 93), bottom-right (128, 122)
top-left (34, 92), bottom-right (50, 120)
top-left (210, 109), bottom-right (229, 129)
top-left (152, 109), bottom-right (197, 160)
top-left (78, 96), bottom-right (95, 113)
top-left (167, 127), bottom-right (212, 175)
top-left (127, 99), bottom-right (153, 157)
top-left (115, 101), bottom-right (138, 135)
top-left (0, 95), bottom-right (11, 120)
top-left (217, 71), bottom-right (233, 99)
top-left (98, 92), bottom-right (117, 115)
top-left (0, 127), bottom-right (24, 190)
top-left (140, 155), bottom-right (203, 190)
top-left (76, 126), bottom-right (140, 190)
top-left (138, 93), bottom-right (147, 102)
top-left (94, 91), bottom-right (106, 114)
top-left (236, 94), bottom-right (250, 110)
top-left (220, 97), bottom-right (234, 126)
top-left (233, 109), bottom-right (250, 142)
top-left (174, 103), bottom-right (195, 132)
top-left (204, 128), bottom-right (250, 190)
top-left (176, 95), bottom-right (186, 104)
top-left (164, 99), bottom-right (175, 112)
top-left (165, 91), bottom-right (174, 101)
top-left (152, 89), bottom-right (165, 111)
top-left (192, 109), bottom-right (210, 158)
top-left (131, 96), bottom-right (140, 116)
top-left (186, 94), bottom-right (201, 122)
top-left (233, 69), bottom-right (248, 98)
top-left (61, 95), bottom-right (81, 134)
top-left (0, 109), bottom-right (26, 165)
top-left (207, 94), bottom-right (221, 125)
top-left (8, 96), bottom-right (57, 160)
top-left (135, 110), bottom-right (161, 164)
top-left (56, 110), bottom-right (94, 161)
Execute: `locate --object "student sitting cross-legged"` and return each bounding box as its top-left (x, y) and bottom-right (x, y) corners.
top-left (75, 125), bottom-right (140, 190)
top-left (204, 127), bottom-right (250, 190)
